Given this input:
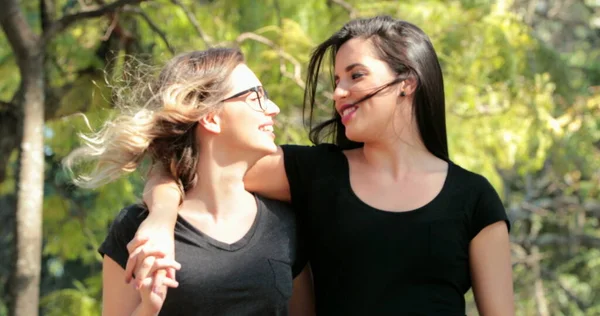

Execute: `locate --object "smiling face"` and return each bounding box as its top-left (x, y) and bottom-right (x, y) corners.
top-left (215, 63), bottom-right (280, 155)
top-left (333, 37), bottom-right (407, 143)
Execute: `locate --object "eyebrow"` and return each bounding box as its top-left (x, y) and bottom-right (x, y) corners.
top-left (334, 63), bottom-right (367, 80)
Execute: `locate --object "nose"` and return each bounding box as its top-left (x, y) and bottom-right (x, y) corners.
top-left (333, 82), bottom-right (350, 103)
top-left (264, 99), bottom-right (280, 116)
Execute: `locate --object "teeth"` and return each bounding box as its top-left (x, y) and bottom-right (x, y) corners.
top-left (342, 106), bottom-right (357, 116)
top-left (260, 125), bottom-right (273, 132)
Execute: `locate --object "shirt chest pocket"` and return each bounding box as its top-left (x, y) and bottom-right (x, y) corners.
top-left (268, 259), bottom-right (293, 299)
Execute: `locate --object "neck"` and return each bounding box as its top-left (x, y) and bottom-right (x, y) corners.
top-left (183, 140), bottom-right (257, 217)
top-left (361, 116), bottom-right (437, 177)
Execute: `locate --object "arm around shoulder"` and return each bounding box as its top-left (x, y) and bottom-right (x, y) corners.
top-left (244, 147), bottom-right (291, 202)
top-left (142, 164), bottom-right (181, 220)
top-left (245, 144), bottom-right (331, 203)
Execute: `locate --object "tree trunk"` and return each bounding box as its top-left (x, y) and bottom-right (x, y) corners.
top-left (0, 0), bottom-right (146, 313)
top-left (1, 0), bottom-right (45, 315)
top-left (9, 55), bottom-right (45, 316)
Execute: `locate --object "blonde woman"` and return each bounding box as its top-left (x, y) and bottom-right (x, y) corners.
top-left (65, 48), bottom-right (313, 316)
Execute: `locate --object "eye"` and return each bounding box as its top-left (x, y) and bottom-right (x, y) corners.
top-left (351, 72), bottom-right (365, 80)
top-left (246, 90), bottom-right (260, 101)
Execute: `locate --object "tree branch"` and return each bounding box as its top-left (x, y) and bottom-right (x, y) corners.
top-left (0, 100), bottom-right (14, 110)
top-left (235, 32), bottom-right (307, 90)
top-left (541, 267), bottom-right (589, 311)
top-left (584, 201), bottom-right (600, 219)
top-left (330, 0), bottom-right (358, 18)
top-left (170, 0), bottom-right (212, 47)
top-left (0, 0), bottom-right (41, 67)
top-left (41, 0), bottom-right (145, 47)
top-left (40, 0), bottom-right (56, 32)
top-left (100, 11), bottom-right (120, 40)
top-left (233, 32), bottom-right (334, 111)
top-left (513, 233), bottom-right (600, 248)
top-left (123, 7), bottom-right (175, 54)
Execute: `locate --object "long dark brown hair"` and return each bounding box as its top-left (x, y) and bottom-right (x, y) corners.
top-left (304, 16), bottom-right (449, 161)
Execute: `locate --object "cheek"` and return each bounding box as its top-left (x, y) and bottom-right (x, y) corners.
top-left (227, 118), bottom-right (257, 138)
top-left (228, 114), bottom-right (267, 144)
top-left (363, 94), bottom-right (398, 118)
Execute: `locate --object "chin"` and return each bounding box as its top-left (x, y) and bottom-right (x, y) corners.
top-left (251, 141), bottom-right (278, 156)
top-left (344, 126), bottom-right (368, 144)
top-left (263, 142), bottom-right (278, 154)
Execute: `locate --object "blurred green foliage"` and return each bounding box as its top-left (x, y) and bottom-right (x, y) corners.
top-left (1, 0), bottom-right (599, 315)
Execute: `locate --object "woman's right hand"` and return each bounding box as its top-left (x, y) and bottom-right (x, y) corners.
top-left (137, 268), bottom-right (180, 316)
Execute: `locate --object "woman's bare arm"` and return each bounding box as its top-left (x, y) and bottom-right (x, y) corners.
top-left (243, 147), bottom-right (290, 201)
top-left (143, 147), bottom-right (290, 215)
top-left (470, 221), bottom-right (515, 316)
top-left (103, 256), bottom-right (180, 316)
top-left (289, 265), bottom-right (316, 316)
top-left (125, 148), bottom-right (291, 282)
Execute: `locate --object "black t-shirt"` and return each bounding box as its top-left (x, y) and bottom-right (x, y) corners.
top-left (281, 144), bottom-right (510, 316)
top-left (99, 195), bottom-right (306, 316)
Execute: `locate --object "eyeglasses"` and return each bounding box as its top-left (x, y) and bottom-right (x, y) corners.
top-left (222, 86), bottom-right (269, 112)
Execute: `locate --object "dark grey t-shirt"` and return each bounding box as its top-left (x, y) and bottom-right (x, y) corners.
top-left (99, 195), bottom-right (306, 316)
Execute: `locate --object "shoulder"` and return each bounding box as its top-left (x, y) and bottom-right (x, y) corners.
top-left (99, 203), bottom-right (149, 268)
top-left (281, 143), bottom-right (341, 160)
top-left (280, 143), bottom-right (343, 173)
top-left (448, 162), bottom-right (509, 235)
top-left (108, 203), bottom-right (149, 235)
top-left (448, 162), bottom-right (499, 197)
top-left (256, 194), bottom-right (295, 220)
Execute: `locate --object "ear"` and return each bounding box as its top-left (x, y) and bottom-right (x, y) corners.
top-left (198, 111), bottom-right (221, 134)
top-left (399, 77), bottom-right (418, 97)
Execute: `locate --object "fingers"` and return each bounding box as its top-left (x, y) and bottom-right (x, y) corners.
top-left (134, 256), bottom-right (179, 289)
top-left (134, 256), bottom-right (156, 289)
top-left (137, 273), bottom-right (177, 296)
top-left (159, 276), bottom-right (179, 288)
top-left (137, 272), bottom-right (175, 315)
top-left (166, 267), bottom-right (176, 281)
top-left (127, 235), bottom-right (149, 254)
top-left (124, 235), bottom-right (149, 283)
top-left (149, 259), bottom-right (181, 276)
top-left (153, 269), bottom-right (166, 293)
top-left (125, 246), bottom-right (168, 283)
top-left (124, 253), bottom-right (138, 283)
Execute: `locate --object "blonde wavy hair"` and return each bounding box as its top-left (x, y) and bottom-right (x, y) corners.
top-left (64, 48), bottom-right (245, 194)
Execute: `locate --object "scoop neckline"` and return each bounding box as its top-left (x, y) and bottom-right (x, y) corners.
top-left (337, 149), bottom-right (453, 216)
top-left (176, 194), bottom-right (262, 252)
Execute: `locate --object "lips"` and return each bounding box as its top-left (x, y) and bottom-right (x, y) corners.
top-left (258, 122), bottom-right (275, 138)
top-left (338, 103), bottom-right (358, 124)
top-left (259, 125), bottom-right (273, 132)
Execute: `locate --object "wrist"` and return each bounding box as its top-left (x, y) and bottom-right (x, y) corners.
top-left (134, 303), bottom-right (159, 316)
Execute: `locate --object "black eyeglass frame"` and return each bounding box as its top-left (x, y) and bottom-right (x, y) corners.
top-left (221, 86), bottom-right (269, 112)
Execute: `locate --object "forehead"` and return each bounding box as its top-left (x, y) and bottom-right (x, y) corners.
top-left (229, 63), bottom-right (261, 91)
top-left (334, 37), bottom-right (388, 74)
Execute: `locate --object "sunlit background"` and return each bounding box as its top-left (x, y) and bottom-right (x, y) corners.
top-left (0, 0), bottom-right (599, 315)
